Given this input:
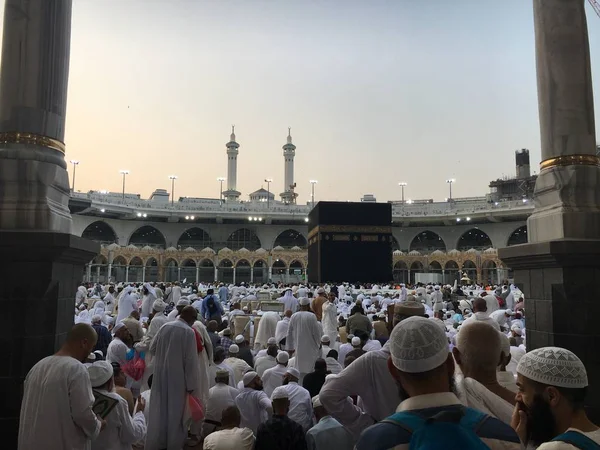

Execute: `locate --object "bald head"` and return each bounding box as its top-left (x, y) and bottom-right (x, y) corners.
top-left (63, 324), bottom-right (98, 362)
top-left (472, 298), bottom-right (487, 313)
top-left (454, 322), bottom-right (501, 373)
top-left (284, 310), bottom-right (293, 318)
top-left (67, 323), bottom-right (98, 344)
top-left (180, 306), bottom-right (198, 325)
top-left (221, 406), bottom-right (241, 429)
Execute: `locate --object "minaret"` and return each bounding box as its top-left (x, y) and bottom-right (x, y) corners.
top-left (222, 125), bottom-right (241, 201)
top-left (280, 127), bottom-right (298, 204)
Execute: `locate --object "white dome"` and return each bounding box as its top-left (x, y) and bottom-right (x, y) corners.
top-left (107, 243), bottom-right (120, 250)
top-left (483, 247), bottom-right (496, 254)
top-left (255, 248), bottom-right (267, 254)
top-left (273, 246), bottom-right (284, 251)
top-left (393, 250), bottom-right (404, 255)
top-left (166, 246), bottom-right (178, 252)
top-left (408, 250), bottom-right (421, 256)
top-left (290, 246), bottom-right (302, 251)
top-left (431, 250), bottom-right (444, 256)
top-left (184, 247), bottom-right (196, 252)
top-left (219, 247), bottom-right (232, 253)
top-left (448, 249), bottom-right (460, 255)
top-left (126, 244), bottom-right (138, 249)
top-left (238, 247), bottom-right (250, 253)
top-left (466, 248), bottom-right (478, 253)
top-left (142, 245), bottom-right (154, 251)
top-left (201, 247), bottom-right (216, 253)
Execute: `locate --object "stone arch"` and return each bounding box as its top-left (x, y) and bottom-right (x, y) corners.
top-left (236, 259), bottom-right (252, 283)
top-left (219, 259), bottom-right (234, 284)
top-left (177, 227), bottom-right (213, 250)
top-left (428, 260), bottom-right (443, 273)
top-left (111, 255), bottom-right (127, 282)
top-left (410, 260), bottom-right (424, 284)
top-left (145, 257), bottom-right (159, 282)
top-left (128, 225), bottom-right (166, 249)
top-left (181, 259), bottom-right (197, 283)
top-left (456, 228), bottom-right (492, 251)
top-left (164, 258), bottom-right (179, 283)
top-left (445, 260), bottom-right (460, 284)
top-left (462, 259), bottom-right (477, 282)
top-left (253, 259), bottom-right (268, 284)
top-left (93, 254), bottom-right (107, 264)
top-left (393, 260), bottom-right (408, 283)
top-left (272, 259), bottom-right (287, 276)
top-left (481, 259), bottom-right (498, 285)
top-left (409, 230), bottom-right (446, 253)
top-left (82, 221), bottom-right (118, 244)
top-left (226, 228), bottom-right (261, 251)
top-left (289, 260), bottom-right (305, 277)
top-left (198, 258), bottom-right (215, 283)
top-left (129, 256), bottom-right (144, 283)
top-left (273, 229), bottom-right (307, 249)
top-left (507, 225), bottom-right (528, 247)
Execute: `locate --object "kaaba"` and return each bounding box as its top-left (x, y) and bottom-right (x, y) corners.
top-left (307, 202), bottom-right (392, 283)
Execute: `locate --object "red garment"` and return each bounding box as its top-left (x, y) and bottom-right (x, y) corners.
top-left (194, 328), bottom-right (204, 353)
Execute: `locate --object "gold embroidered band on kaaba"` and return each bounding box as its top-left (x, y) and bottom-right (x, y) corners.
top-left (308, 225), bottom-right (392, 241)
top-left (539, 154), bottom-right (600, 171)
top-left (0, 131), bottom-right (66, 153)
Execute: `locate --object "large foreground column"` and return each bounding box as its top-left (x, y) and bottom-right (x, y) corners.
top-left (499, 0), bottom-right (600, 422)
top-left (0, 1), bottom-right (99, 445)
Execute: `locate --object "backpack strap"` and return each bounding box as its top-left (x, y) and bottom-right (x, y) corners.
top-left (551, 431), bottom-right (600, 450)
top-left (380, 411), bottom-right (426, 435)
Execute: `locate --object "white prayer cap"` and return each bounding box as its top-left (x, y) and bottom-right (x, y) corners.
top-left (299, 297), bottom-right (310, 306)
top-left (511, 324), bottom-right (523, 335)
top-left (87, 352), bottom-right (96, 361)
top-left (517, 347), bottom-right (588, 389)
top-left (351, 336), bottom-right (361, 346)
top-left (267, 337), bottom-right (277, 345)
top-left (112, 321), bottom-right (126, 335)
top-left (434, 285), bottom-right (440, 290)
top-left (91, 314), bottom-right (102, 323)
top-left (271, 386), bottom-right (289, 401)
top-left (286, 367), bottom-right (300, 379)
top-left (317, 288), bottom-right (325, 294)
top-left (228, 344), bottom-right (239, 354)
top-left (87, 361), bottom-right (113, 388)
top-left (242, 306), bottom-right (249, 311)
top-left (505, 309), bottom-right (515, 316)
top-left (320, 335), bottom-right (330, 343)
top-left (176, 298), bottom-right (190, 306)
top-left (312, 395), bottom-right (322, 408)
top-left (235, 335), bottom-right (245, 344)
top-left (389, 316), bottom-right (449, 374)
top-left (276, 351), bottom-right (289, 364)
top-left (243, 371), bottom-right (259, 387)
top-left (152, 299), bottom-right (167, 312)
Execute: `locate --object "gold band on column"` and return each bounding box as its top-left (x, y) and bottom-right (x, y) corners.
top-left (0, 131), bottom-right (66, 153)
top-left (540, 154), bottom-right (600, 171)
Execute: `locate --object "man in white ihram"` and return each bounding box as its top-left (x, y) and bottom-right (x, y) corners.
top-left (286, 297), bottom-right (322, 381)
top-left (146, 306), bottom-right (202, 450)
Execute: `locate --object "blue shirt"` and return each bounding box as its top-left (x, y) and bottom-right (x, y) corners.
top-left (218, 286), bottom-right (229, 303)
top-left (201, 294), bottom-right (224, 320)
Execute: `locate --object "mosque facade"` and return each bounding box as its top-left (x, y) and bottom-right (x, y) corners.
top-left (71, 129), bottom-right (533, 285)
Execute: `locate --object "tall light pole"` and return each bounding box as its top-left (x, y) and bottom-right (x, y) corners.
top-left (70, 160), bottom-right (79, 192)
top-left (120, 170), bottom-right (130, 199)
top-left (310, 180), bottom-right (318, 207)
top-left (264, 178), bottom-right (273, 209)
top-left (169, 175), bottom-right (178, 206)
top-left (446, 178), bottom-right (455, 201)
top-left (398, 182), bottom-right (407, 203)
top-left (217, 177), bottom-right (226, 202)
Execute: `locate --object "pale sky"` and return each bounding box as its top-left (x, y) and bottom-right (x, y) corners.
top-left (3, 0), bottom-right (600, 203)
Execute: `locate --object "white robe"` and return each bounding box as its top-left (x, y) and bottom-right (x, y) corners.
top-left (192, 321), bottom-right (212, 407)
top-left (19, 355), bottom-right (101, 450)
top-left (482, 294), bottom-right (500, 315)
top-left (208, 362), bottom-right (236, 388)
top-left (254, 355), bottom-right (277, 377)
top-left (146, 319), bottom-right (202, 450)
top-left (224, 357), bottom-right (252, 385)
top-left (278, 291), bottom-right (299, 313)
top-left (107, 337), bottom-right (129, 367)
top-left (286, 311), bottom-right (322, 374)
top-left (281, 381), bottom-right (314, 431)
top-left (456, 377), bottom-right (514, 425)
top-left (253, 311), bottom-right (280, 351)
top-left (141, 289), bottom-right (157, 319)
top-left (235, 387), bottom-right (272, 434)
top-left (262, 363), bottom-right (288, 397)
top-left (321, 301), bottom-right (338, 344)
top-left (205, 383), bottom-right (240, 424)
top-left (275, 317), bottom-right (290, 347)
top-left (116, 289), bottom-right (138, 324)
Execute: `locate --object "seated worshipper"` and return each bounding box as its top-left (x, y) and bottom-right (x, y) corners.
top-left (255, 386), bottom-right (308, 450)
top-left (206, 320), bottom-right (220, 351)
top-left (235, 371), bottom-right (273, 434)
top-left (209, 346), bottom-right (236, 388)
top-left (453, 322), bottom-right (516, 425)
top-left (307, 395), bottom-right (354, 450)
top-left (320, 335), bottom-right (334, 359)
top-left (256, 336), bottom-right (280, 359)
top-left (278, 288), bottom-right (299, 314)
top-left (497, 333), bottom-right (518, 394)
top-left (512, 347), bottom-right (600, 449)
top-left (302, 358), bottom-right (330, 398)
top-left (225, 344), bottom-right (253, 385)
top-left (346, 304), bottom-right (372, 336)
top-left (112, 362), bottom-right (136, 415)
top-left (275, 310), bottom-right (292, 348)
top-left (91, 314), bottom-right (112, 357)
top-left (262, 351), bottom-right (290, 397)
top-left (201, 289), bottom-right (224, 325)
top-left (218, 328), bottom-right (234, 350)
top-left (235, 334), bottom-right (255, 367)
top-left (462, 297), bottom-right (501, 331)
top-left (286, 297), bottom-right (323, 380)
top-left (337, 334), bottom-right (354, 364)
top-left (373, 315), bottom-right (389, 343)
top-left (18, 324), bottom-right (103, 450)
top-left (167, 297), bottom-right (190, 321)
top-left (122, 310), bottom-right (145, 344)
top-left (510, 323), bottom-right (524, 347)
top-left (202, 406), bottom-right (255, 450)
top-left (355, 316), bottom-right (522, 450)
top-left (362, 331), bottom-right (383, 352)
top-left (325, 350), bottom-right (343, 375)
top-left (203, 370), bottom-right (240, 438)
top-left (254, 311), bottom-right (281, 352)
top-left (345, 335), bottom-right (367, 361)
top-left (88, 361), bottom-right (146, 450)
top-left (255, 342), bottom-right (279, 377)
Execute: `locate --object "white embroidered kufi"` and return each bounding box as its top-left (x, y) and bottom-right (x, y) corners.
top-left (516, 346), bottom-right (588, 389)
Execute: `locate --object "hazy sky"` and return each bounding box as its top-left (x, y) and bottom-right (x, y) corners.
top-left (4, 0), bottom-right (600, 203)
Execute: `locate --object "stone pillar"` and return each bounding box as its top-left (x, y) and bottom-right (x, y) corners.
top-left (233, 267), bottom-right (236, 284)
top-left (250, 265), bottom-right (254, 283)
top-left (178, 266), bottom-right (181, 282)
top-left (86, 263), bottom-right (92, 282)
top-left (125, 265), bottom-right (129, 283)
top-left (214, 266), bottom-right (218, 282)
top-left (96, 265), bottom-right (100, 283)
top-left (499, 0), bottom-right (600, 422)
top-left (142, 266), bottom-right (146, 283)
top-left (195, 266), bottom-right (199, 283)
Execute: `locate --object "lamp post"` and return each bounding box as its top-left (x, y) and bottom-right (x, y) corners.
top-left (217, 177), bottom-right (226, 202)
top-left (446, 178), bottom-right (455, 201)
top-left (169, 175), bottom-right (177, 206)
top-left (70, 160), bottom-right (79, 192)
top-left (120, 170), bottom-right (130, 199)
top-left (398, 182), bottom-right (407, 203)
top-left (310, 180), bottom-right (318, 207)
top-left (264, 178), bottom-right (272, 209)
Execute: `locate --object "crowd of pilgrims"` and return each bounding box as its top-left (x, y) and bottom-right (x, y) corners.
top-left (18, 280), bottom-right (599, 449)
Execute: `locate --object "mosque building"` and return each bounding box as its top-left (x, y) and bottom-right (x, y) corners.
top-left (71, 129), bottom-right (534, 286)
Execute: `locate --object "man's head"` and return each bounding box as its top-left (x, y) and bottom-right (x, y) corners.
top-left (283, 367), bottom-right (300, 384)
top-left (91, 314), bottom-right (102, 325)
top-left (351, 336), bottom-right (362, 349)
top-left (326, 349), bottom-right (338, 361)
top-left (215, 369), bottom-right (230, 385)
top-left (228, 344), bottom-right (239, 357)
top-left (453, 322), bottom-right (501, 378)
top-left (207, 320), bottom-right (218, 333)
top-left (320, 335), bottom-right (331, 347)
top-left (213, 346), bottom-right (227, 364)
top-left (88, 361), bottom-right (114, 391)
top-left (108, 286), bottom-right (115, 294)
top-left (129, 310), bottom-right (140, 321)
top-left (220, 406), bottom-right (242, 429)
top-left (243, 371), bottom-right (263, 390)
top-left (271, 386), bottom-right (290, 415)
top-left (207, 288), bottom-right (214, 295)
top-left (298, 297), bottom-right (311, 311)
top-left (63, 323), bottom-right (98, 362)
top-left (235, 334), bottom-right (246, 346)
top-left (179, 305), bottom-right (198, 325)
top-left (314, 358), bottom-right (327, 373)
top-left (267, 343), bottom-right (278, 358)
top-left (112, 321), bottom-right (131, 342)
top-left (516, 347), bottom-right (589, 446)
top-left (111, 362), bottom-right (126, 387)
top-left (152, 299), bottom-right (167, 314)
top-left (388, 316), bottom-right (453, 399)
top-left (472, 298), bottom-right (487, 313)
top-left (393, 301), bottom-right (425, 326)
top-left (276, 351), bottom-right (289, 367)
top-left (312, 395), bottom-right (328, 421)
top-left (284, 309), bottom-right (293, 319)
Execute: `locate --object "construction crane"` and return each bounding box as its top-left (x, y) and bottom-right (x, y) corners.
top-left (589, 0), bottom-right (600, 19)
